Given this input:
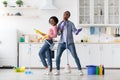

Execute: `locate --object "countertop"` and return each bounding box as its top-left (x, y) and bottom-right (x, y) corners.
top-left (19, 42), bottom-right (120, 44)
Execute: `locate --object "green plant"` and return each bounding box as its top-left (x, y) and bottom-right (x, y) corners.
top-left (3, 0), bottom-right (8, 7)
top-left (16, 0), bottom-right (23, 7)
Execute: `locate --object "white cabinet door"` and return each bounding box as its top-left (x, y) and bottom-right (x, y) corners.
top-left (112, 44), bottom-right (120, 68)
top-left (30, 44), bottom-right (43, 67)
top-left (78, 44), bottom-right (90, 68)
top-left (89, 44), bottom-right (101, 65)
top-left (19, 44), bottom-right (29, 67)
top-left (101, 44), bottom-right (113, 68)
top-left (19, 43), bottom-right (43, 68)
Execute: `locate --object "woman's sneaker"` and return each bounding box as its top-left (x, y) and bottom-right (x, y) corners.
top-left (54, 70), bottom-right (60, 75)
top-left (44, 68), bottom-right (52, 75)
top-left (79, 70), bottom-right (83, 76)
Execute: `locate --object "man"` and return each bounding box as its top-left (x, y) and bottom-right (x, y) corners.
top-left (54, 11), bottom-right (83, 76)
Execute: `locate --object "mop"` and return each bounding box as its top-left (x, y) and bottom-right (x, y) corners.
top-left (64, 25), bottom-right (71, 73)
top-left (25, 44), bottom-right (33, 74)
top-left (64, 43), bottom-right (71, 73)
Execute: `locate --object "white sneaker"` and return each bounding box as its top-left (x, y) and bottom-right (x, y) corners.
top-left (44, 68), bottom-right (52, 75)
top-left (54, 70), bottom-right (60, 76)
top-left (64, 64), bottom-right (71, 73)
top-left (79, 70), bottom-right (83, 76)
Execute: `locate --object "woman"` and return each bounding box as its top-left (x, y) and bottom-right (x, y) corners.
top-left (36, 16), bottom-right (58, 75)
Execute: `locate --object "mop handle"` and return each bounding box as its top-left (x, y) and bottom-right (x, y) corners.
top-left (65, 25), bottom-right (69, 64)
top-left (66, 42), bottom-right (69, 64)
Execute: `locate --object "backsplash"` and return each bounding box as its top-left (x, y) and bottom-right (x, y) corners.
top-left (74, 26), bottom-right (120, 43)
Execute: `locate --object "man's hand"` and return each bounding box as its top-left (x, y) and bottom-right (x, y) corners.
top-left (75, 28), bottom-right (82, 35)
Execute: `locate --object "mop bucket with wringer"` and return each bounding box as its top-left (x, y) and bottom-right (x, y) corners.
top-left (86, 65), bottom-right (96, 75)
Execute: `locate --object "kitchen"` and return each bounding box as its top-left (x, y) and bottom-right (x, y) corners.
top-left (0, 0), bottom-right (120, 80)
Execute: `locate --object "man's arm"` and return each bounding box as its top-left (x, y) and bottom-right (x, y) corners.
top-left (71, 23), bottom-right (82, 35)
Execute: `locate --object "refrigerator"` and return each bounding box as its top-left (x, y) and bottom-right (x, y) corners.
top-left (0, 28), bottom-right (17, 67)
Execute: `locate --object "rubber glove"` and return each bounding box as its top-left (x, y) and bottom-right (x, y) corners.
top-left (42, 34), bottom-right (49, 40)
top-left (35, 29), bottom-right (45, 36)
top-left (60, 21), bottom-right (66, 31)
top-left (75, 28), bottom-right (82, 35)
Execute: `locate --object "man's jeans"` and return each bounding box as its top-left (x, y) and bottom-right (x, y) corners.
top-left (56, 43), bottom-right (82, 70)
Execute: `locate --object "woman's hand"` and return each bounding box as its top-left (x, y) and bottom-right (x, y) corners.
top-left (34, 29), bottom-right (46, 36)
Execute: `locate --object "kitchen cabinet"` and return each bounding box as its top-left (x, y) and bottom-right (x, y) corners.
top-left (19, 43), bottom-right (120, 68)
top-left (19, 43), bottom-right (58, 68)
top-left (89, 44), bottom-right (101, 65)
top-left (100, 44), bottom-right (113, 67)
top-left (19, 43), bottom-right (43, 68)
top-left (78, 0), bottom-right (120, 26)
top-left (112, 44), bottom-right (120, 68)
top-left (78, 44), bottom-right (89, 67)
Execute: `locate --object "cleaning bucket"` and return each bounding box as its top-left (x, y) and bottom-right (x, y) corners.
top-left (87, 65), bottom-right (96, 75)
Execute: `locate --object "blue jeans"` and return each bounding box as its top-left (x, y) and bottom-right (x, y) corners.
top-left (39, 40), bottom-right (53, 71)
top-left (56, 43), bottom-right (82, 70)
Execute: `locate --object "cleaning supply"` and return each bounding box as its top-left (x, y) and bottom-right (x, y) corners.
top-left (14, 67), bottom-right (25, 72)
top-left (96, 66), bottom-right (99, 75)
top-left (34, 29), bottom-right (49, 40)
top-left (86, 65), bottom-right (96, 75)
top-left (19, 35), bottom-right (25, 42)
top-left (35, 29), bottom-right (44, 35)
top-left (64, 30), bottom-right (71, 73)
top-left (64, 45), bottom-right (71, 73)
top-left (102, 65), bottom-right (105, 75)
top-left (99, 65), bottom-right (103, 75)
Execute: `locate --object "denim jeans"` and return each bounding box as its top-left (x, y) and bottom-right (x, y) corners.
top-left (56, 43), bottom-right (82, 70)
top-left (39, 40), bottom-right (53, 71)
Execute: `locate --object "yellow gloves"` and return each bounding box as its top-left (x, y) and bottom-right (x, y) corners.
top-left (35, 29), bottom-right (44, 35)
top-left (34, 29), bottom-right (49, 40)
top-left (42, 34), bottom-right (49, 40)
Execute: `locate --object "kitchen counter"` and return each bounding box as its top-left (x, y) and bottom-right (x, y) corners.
top-left (19, 42), bottom-right (120, 44)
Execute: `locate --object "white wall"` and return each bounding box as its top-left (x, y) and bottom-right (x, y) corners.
top-left (0, 0), bottom-right (78, 34)
top-left (0, 0), bottom-right (115, 42)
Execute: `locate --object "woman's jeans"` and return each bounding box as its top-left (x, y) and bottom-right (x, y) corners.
top-left (39, 40), bottom-right (53, 71)
top-left (56, 43), bottom-right (82, 70)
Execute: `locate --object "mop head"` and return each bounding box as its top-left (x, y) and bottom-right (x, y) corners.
top-left (64, 64), bottom-right (71, 73)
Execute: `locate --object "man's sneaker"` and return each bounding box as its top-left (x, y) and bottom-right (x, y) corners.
top-left (79, 70), bottom-right (83, 76)
top-left (64, 64), bottom-right (71, 73)
top-left (54, 70), bottom-right (60, 76)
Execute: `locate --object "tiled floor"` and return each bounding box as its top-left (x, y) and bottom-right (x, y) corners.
top-left (0, 69), bottom-right (120, 80)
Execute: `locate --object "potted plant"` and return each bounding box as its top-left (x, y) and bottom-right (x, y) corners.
top-left (3, 0), bottom-right (8, 7)
top-left (16, 0), bottom-right (23, 7)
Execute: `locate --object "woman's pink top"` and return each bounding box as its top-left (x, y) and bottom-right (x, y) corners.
top-left (47, 26), bottom-right (57, 40)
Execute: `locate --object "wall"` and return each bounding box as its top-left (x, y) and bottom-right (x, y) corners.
top-left (0, 0), bottom-right (116, 42)
top-left (0, 0), bottom-right (78, 34)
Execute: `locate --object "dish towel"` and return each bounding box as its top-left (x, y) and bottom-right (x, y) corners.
top-left (106, 27), bottom-right (111, 35)
top-left (90, 26), bottom-right (95, 35)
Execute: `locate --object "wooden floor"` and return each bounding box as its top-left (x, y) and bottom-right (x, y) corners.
top-left (0, 69), bottom-right (120, 80)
